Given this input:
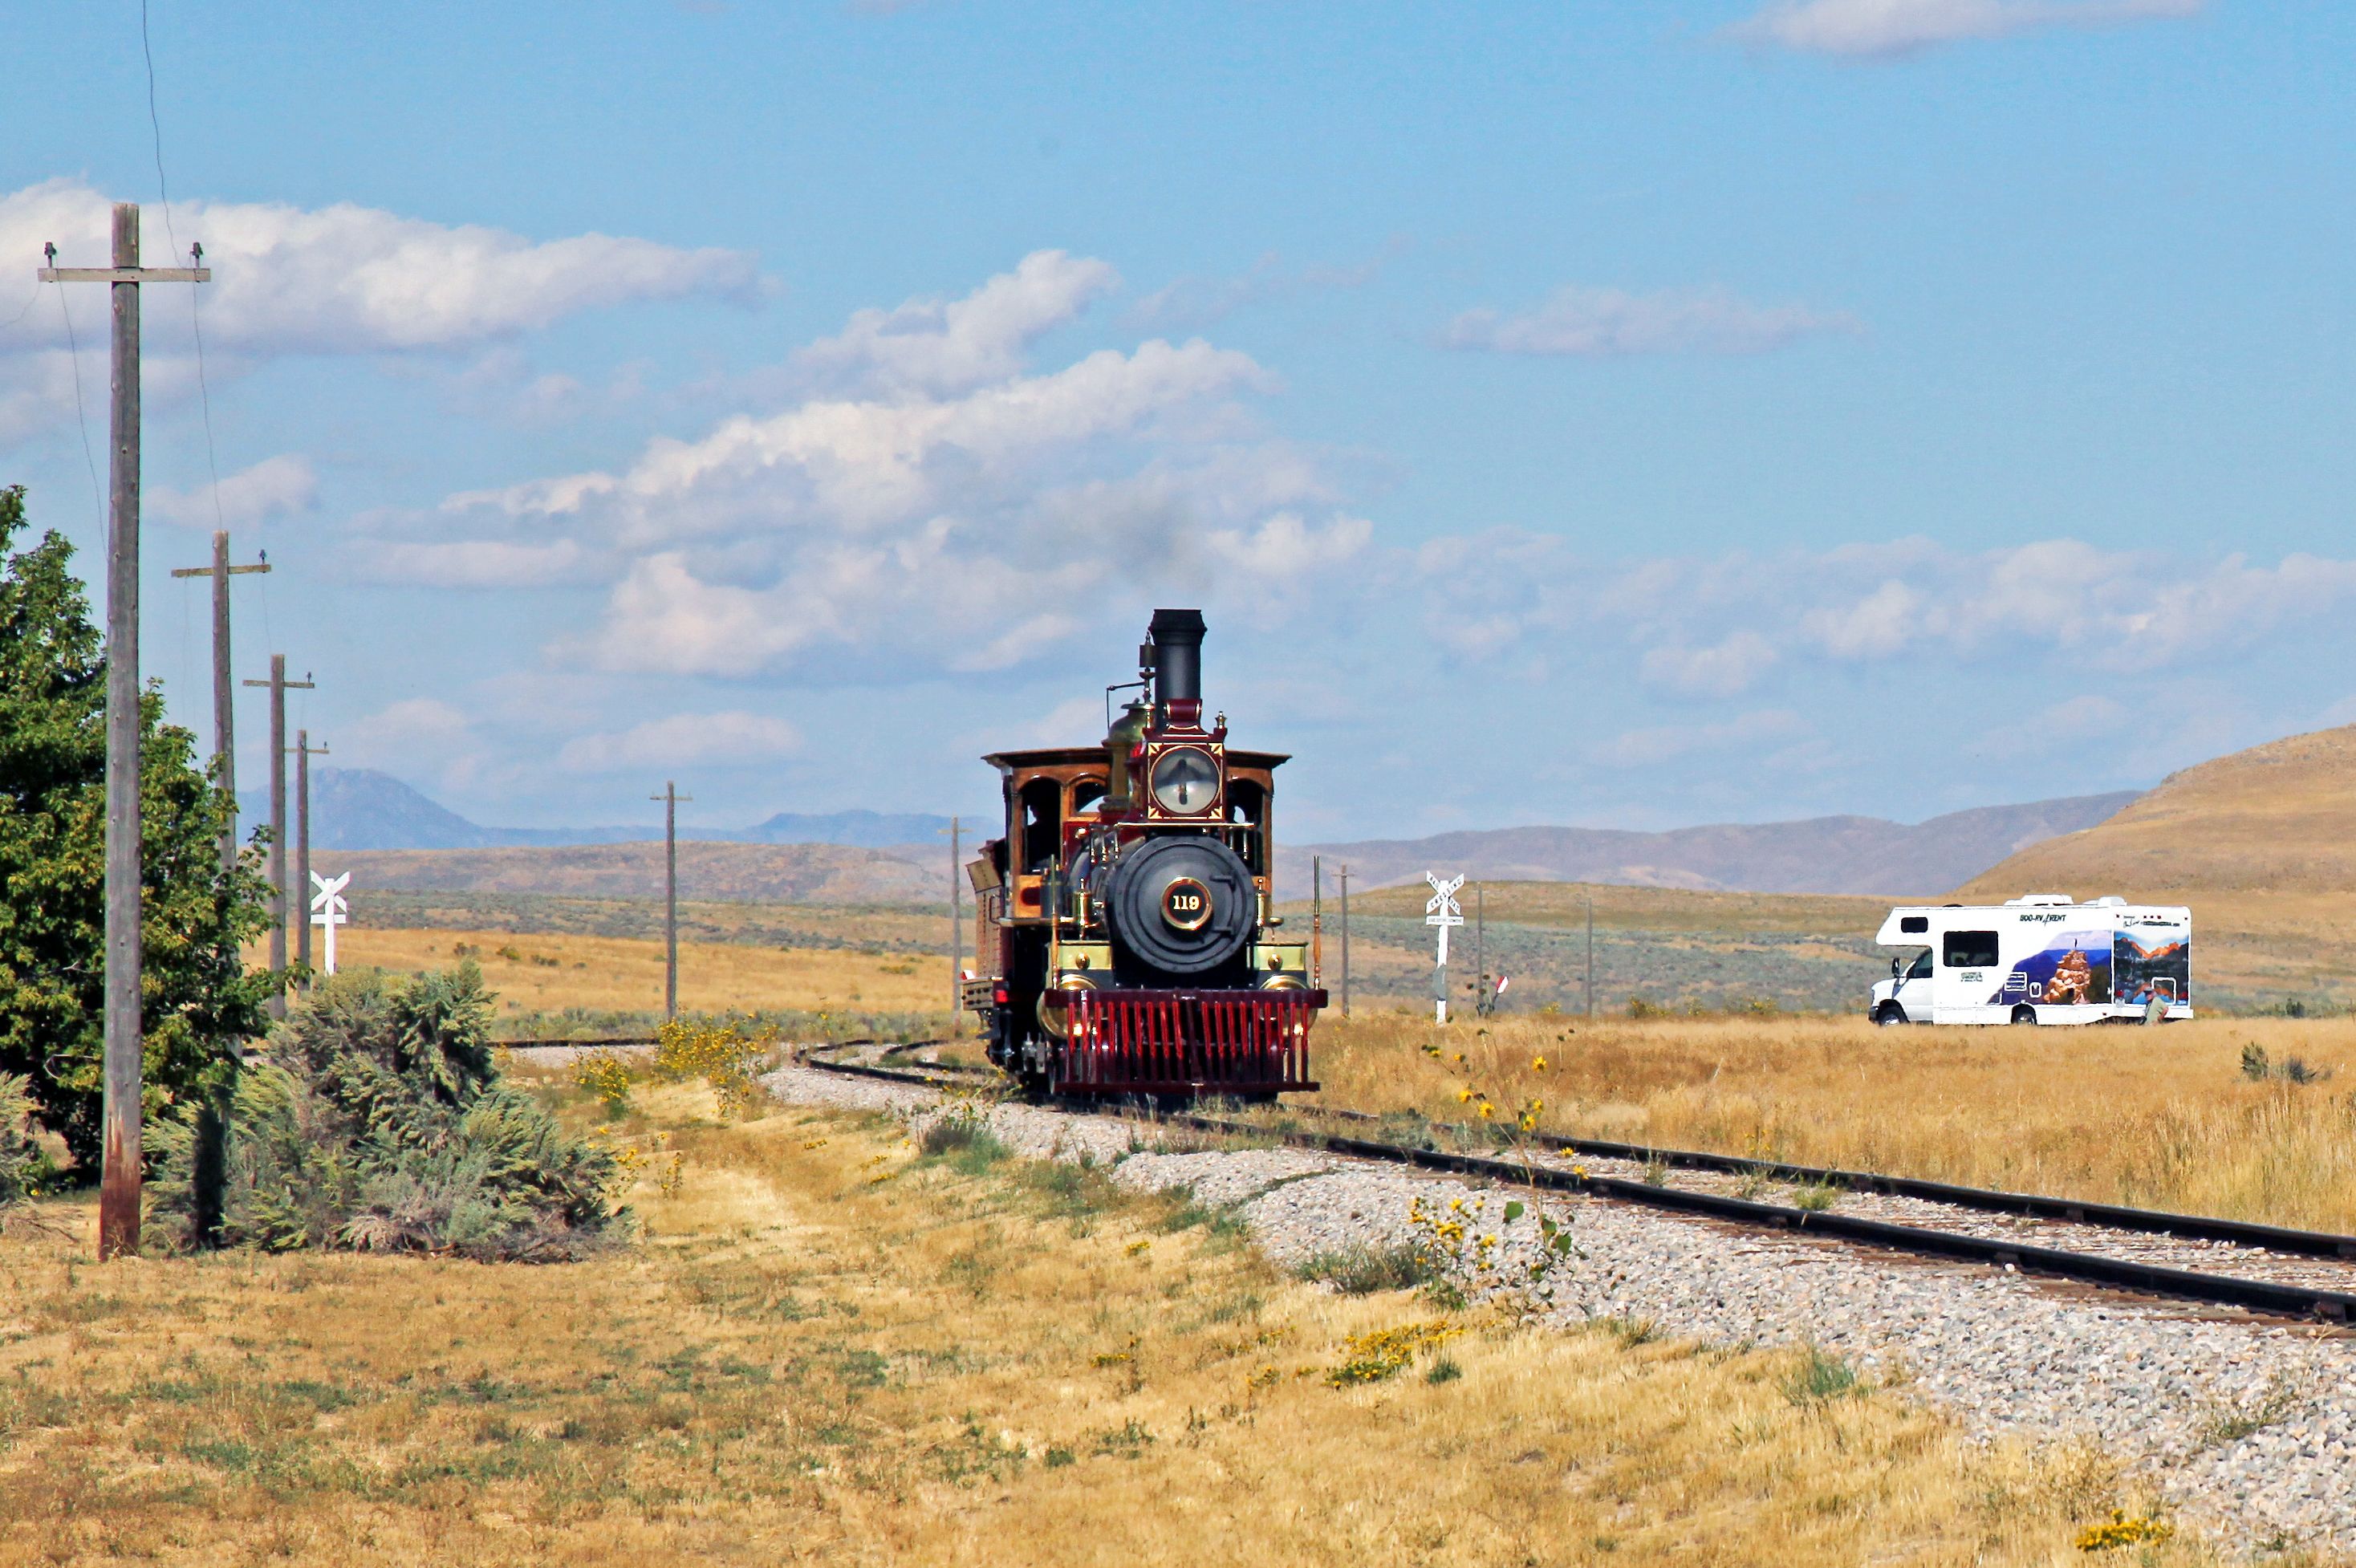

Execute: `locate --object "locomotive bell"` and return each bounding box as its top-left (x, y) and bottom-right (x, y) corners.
top-left (1103, 699), bottom-right (1151, 811)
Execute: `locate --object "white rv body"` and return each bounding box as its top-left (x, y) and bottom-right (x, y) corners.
top-left (1867, 894), bottom-right (2191, 1026)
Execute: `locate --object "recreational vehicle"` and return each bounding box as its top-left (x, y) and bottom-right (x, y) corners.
top-left (1869, 895), bottom-right (2191, 1026)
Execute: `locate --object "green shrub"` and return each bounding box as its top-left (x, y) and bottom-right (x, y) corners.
top-left (0, 1071), bottom-right (61, 1222)
top-left (148, 965), bottom-right (629, 1261)
top-left (1294, 1241), bottom-right (1435, 1294)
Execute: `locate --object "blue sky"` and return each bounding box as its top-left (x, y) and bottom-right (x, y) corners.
top-left (2, 0), bottom-right (2350, 843)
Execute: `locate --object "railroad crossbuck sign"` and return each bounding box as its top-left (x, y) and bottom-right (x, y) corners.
top-left (1426, 872), bottom-right (1464, 1022)
top-left (308, 871), bottom-right (351, 977)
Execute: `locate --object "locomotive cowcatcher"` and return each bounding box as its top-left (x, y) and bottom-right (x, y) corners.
top-left (964, 609), bottom-right (1324, 1099)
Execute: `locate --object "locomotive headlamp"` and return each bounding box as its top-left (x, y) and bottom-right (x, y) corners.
top-left (1150, 746), bottom-right (1219, 815)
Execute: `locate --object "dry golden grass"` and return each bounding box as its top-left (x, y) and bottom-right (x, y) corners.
top-left (1305, 880), bottom-right (1892, 935)
top-left (254, 927), bottom-right (956, 1022)
top-left (1309, 1012), bottom-right (2356, 1232)
top-left (0, 1072), bottom-right (2248, 1566)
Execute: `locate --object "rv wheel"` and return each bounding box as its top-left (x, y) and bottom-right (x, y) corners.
top-left (1873, 1004), bottom-right (1906, 1026)
top-left (2009, 1005), bottom-right (2037, 1026)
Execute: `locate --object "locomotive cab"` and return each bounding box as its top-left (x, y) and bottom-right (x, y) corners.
top-left (964, 610), bottom-right (1323, 1099)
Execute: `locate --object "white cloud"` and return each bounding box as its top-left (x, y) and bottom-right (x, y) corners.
top-left (0, 178), bottom-right (764, 360)
top-left (1594, 709), bottom-right (1809, 769)
top-left (148, 454), bottom-right (317, 529)
top-left (1014, 696), bottom-right (1110, 747)
top-left (794, 250), bottom-right (1118, 396)
top-left (340, 697), bottom-right (475, 772)
top-left (1444, 286), bottom-right (1858, 357)
top-left (1725, 0), bottom-right (2204, 60)
top-left (374, 251), bottom-right (1360, 683)
top-left (557, 711), bottom-right (802, 773)
top-left (353, 538), bottom-right (592, 589)
top-left (1128, 242), bottom-right (1403, 332)
top-left (1641, 631), bottom-right (1778, 699)
top-left (1804, 579), bottom-right (1922, 660)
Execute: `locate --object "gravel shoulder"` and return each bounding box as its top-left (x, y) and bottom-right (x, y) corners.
top-left (763, 1064), bottom-right (2356, 1558)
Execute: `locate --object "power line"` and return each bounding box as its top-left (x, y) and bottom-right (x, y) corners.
top-left (51, 263), bottom-right (103, 520)
top-left (139, 0), bottom-right (230, 536)
top-left (141, 0), bottom-right (178, 255)
top-left (0, 275), bottom-right (42, 334)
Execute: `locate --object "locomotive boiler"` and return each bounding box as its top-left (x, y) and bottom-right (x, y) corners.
top-left (964, 609), bottom-right (1325, 1099)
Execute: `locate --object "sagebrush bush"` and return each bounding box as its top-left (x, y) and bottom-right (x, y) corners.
top-left (0, 1071), bottom-right (58, 1223)
top-left (148, 963), bottom-right (629, 1261)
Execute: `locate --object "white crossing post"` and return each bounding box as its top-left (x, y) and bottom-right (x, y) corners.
top-left (1424, 871), bottom-right (1464, 1025)
top-left (308, 871), bottom-right (351, 977)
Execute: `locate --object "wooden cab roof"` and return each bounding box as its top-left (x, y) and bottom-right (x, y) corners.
top-left (982, 746), bottom-right (1291, 776)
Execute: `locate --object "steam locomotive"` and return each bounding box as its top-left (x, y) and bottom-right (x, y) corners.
top-left (964, 610), bottom-right (1325, 1099)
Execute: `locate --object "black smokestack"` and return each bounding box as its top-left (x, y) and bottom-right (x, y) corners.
top-left (1148, 607), bottom-right (1206, 722)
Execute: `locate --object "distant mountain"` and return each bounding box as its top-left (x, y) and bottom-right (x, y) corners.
top-left (238, 768), bottom-right (953, 852)
top-left (740, 810), bottom-right (956, 847)
top-left (1277, 792), bottom-right (2141, 899)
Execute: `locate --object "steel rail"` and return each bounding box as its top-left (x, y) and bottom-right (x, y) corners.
top-left (802, 1050), bottom-right (2356, 1264)
top-left (791, 1054), bottom-right (2356, 1324)
top-left (1302, 1107), bottom-right (2356, 1264)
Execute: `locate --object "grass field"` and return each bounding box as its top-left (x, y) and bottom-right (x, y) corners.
top-left (1284, 879), bottom-right (2353, 1015)
top-left (346, 890), bottom-right (951, 954)
top-left (305, 922), bottom-right (2356, 1233)
top-left (1306, 1012), bottom-right (2356, 1233)
top-left (290, 927), bottom-right (959, 1032)
top-left (0, 1070), bottom-right (2221, 1566)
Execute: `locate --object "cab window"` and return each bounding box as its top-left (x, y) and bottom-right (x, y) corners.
top-left (1226, 778), bottom-right (1268, 875)
top-left (1018, 777), bottom-right (1062, 870)
top-left (1942, 931), bottom-right (1998, 969)
top-left (1903, 950), bottom-right (1932, 980)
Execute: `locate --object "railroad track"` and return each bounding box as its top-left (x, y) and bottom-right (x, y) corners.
top-left (789, 1049), bottom-right (2356, 1326)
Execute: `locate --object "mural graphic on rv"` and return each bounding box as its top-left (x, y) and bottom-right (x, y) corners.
top-left (2114, 928), bottom-right (2191, 1007)
top-left (1987, 931), bottom-right (2113, 1007)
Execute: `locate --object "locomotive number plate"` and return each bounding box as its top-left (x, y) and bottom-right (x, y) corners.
top-left (1162, 876), bottom-right (1213, 932)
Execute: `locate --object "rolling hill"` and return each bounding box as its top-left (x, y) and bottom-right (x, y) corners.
top-left (1955, 725), bottom-right (2356, 1010)
top-left (1280, 792), bottom-right (2139, 899)
top-left (1957, 725), bottom-right (2356, 900)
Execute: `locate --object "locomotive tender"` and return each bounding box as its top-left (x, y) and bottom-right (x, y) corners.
top-left (964, 609), bottom-right (1325, 1099)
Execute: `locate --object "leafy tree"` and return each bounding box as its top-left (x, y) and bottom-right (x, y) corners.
top-left (0, 485), bottom-right (270, 1171)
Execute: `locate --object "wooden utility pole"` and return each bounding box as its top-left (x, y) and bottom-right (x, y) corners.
top-left (1311, 856), bottom-right (1323, 990)
top-left (1474, 884), bottom-right (1485, 1014)
top-left (651, 782), bottom-right (691, 1019)
top-left (42, 203), bottom-right (209, 1259)
top-left (293, 732), bottom-right (329, 979)
top-left (1338, 864), bottom-right (1351, 1019)
top-left (169, 531), bottom-right (268, 871)
top-left (243, 657), bottom-right (314, 1018)
top-left (940, 816), bottom-right (963, 1026)
top-left (1586, 896), bottom-right (1595, 1018)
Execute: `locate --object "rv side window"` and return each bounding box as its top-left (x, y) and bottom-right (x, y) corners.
top-left (1943, 931), bottom-right (1998, 969)
top-left (1899, 916), bottom-right (1928, 935)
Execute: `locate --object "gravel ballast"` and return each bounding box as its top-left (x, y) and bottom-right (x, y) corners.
top-left (762, 1064), bottom-right (2356, 1556)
